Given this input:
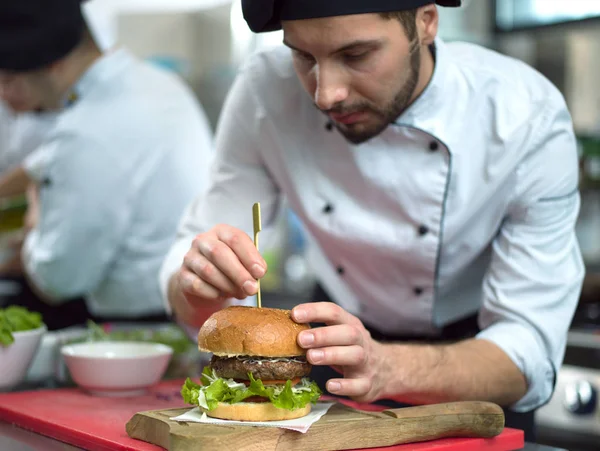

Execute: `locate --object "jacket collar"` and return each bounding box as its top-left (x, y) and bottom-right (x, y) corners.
top-left (61, 48), bottom-right (132, 109)
top-left (385, 37), bottom-right (458, 151)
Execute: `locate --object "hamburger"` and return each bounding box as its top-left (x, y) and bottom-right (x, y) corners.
top-left (181, 306), bottom-right (322, 421)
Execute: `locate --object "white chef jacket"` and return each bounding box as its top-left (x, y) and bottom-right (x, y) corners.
top-left (22, 48), bottom-right (214, 318)
top-left (0, 102), bottom-right (56, 174)
top-left (159, 37), bottom-right (584, 412)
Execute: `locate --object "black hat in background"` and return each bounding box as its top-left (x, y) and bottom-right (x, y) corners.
top-left (0, 0), bottom-right (87, 72)
top-left (242, 0), bottom-right (462, 33)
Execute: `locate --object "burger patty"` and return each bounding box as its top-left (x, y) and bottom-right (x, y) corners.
top-left (210, 355), bottom-right (312, 381)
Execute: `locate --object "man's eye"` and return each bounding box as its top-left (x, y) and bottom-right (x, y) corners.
top-left (344, 52), bottom-right (369, 62)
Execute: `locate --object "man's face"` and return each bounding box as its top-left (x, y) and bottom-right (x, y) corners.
top-left (0, 70), bottom-right (51, 112)
top-left (283, 13), bottom-right (423, 145)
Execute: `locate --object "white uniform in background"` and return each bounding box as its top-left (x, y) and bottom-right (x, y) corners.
top-left (22, 48), bottom-right (214, 319)
top-left (160, 37), bottom-right (584, 413)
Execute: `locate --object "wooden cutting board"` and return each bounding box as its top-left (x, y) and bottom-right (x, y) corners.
top-left (126, 400), bottom-right (523, 451)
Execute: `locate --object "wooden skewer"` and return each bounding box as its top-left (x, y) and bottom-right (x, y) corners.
top-left (252, 202), bottom-right (262, 308)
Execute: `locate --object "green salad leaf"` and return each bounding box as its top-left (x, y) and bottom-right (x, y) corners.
top-left (0, 306), bottom-right (44, 347)
top-left (181, 367), bottom-right (322, 412)
top-left (181, 378), bottom-right (202, 406)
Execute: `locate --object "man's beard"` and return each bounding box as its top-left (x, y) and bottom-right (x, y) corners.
top-left (324, 47), bottom-right (421, 145)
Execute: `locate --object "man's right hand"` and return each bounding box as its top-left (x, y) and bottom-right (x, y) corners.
top-left (173, 224), bottom-right (267, 318)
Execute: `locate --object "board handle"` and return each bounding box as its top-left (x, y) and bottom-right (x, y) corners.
top-left (381, 401), bottom-right (505, 439)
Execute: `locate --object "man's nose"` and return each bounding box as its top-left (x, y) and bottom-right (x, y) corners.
top-left (314, 65), bottom-right (349, 111)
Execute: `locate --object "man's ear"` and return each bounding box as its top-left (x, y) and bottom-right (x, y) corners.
top-left (416, 5), bottom-right (439, 46)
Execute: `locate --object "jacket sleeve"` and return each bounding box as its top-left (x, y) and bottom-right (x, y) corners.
top-left (476, 93), bottom-right (585, 412)
top-left (22, 133), bottom-right (132, 302)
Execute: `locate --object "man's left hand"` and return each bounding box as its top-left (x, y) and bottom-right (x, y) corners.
top-left (292, 302), bottom-right (387, 403)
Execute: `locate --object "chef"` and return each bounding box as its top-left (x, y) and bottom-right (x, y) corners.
top-left (0, 0), bottom-right (215, 329)
top-left (159, 0), bottom-right (584, 440)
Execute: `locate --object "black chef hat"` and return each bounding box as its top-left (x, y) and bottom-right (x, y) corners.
top-left (242, 0), bottom-right (461, 33)
top-left (0, 0), bottom-right (88, 72)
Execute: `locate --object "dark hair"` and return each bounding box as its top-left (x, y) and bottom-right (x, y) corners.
top-left (380, 10), bottom-right (418, 40)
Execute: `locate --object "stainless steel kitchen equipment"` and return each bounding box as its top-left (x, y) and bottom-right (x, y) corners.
top-left (535, 300), bottom-right (600, 451)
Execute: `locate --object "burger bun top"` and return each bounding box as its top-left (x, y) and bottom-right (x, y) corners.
top-left (197, 306), bottom-right (310, 357)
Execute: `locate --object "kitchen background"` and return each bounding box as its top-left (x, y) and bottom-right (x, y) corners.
top-left (2, 0), bottom-right (600, 449)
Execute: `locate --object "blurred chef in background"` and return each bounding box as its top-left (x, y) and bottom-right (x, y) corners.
top-left (0, 0), bottom-right (214, 329)
top-left (0, 1), bottom-right (105, 202)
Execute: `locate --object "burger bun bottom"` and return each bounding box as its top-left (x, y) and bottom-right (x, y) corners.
top-left (201, 402), bottom-right (312, 422)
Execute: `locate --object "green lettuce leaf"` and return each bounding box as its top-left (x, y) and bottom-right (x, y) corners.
top-left (181, 367), bottom-right (322, 412)
top-left (181, 378), bottom-right (201, 405)
top-left (203, 378), bottom-right (229, 410)
top-left (0, 306), bottom-right (44, 347)
top-left (200, 365), bottom-right (215, 385)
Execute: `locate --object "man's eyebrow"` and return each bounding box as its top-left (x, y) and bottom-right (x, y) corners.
top-left (334, 39), bottom-right (383, 54)
top-left (283, 39), bottom-right (308, 54)
top-left (283, 39), bottom-right (383, 55)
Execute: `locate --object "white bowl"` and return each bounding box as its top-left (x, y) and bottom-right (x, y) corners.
top-left (60, 341), bottom-right (173, 397)
top-left (0, 326), bottom-right (46, 391)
